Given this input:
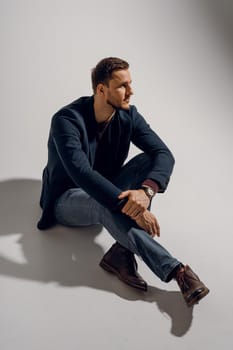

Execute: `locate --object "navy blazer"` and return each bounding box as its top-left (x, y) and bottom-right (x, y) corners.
top-left (37, 96), bottom-right (175, 230)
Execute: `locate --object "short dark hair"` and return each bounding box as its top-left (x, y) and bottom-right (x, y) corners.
top-left (91, 57), bottom-right (129, 93)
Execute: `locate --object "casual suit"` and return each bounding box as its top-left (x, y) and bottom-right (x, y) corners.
top-left (38, 95), bottom-right (175, 230)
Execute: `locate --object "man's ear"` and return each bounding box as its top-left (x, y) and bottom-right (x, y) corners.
top-left (96, 83), bottom-right (105, 95)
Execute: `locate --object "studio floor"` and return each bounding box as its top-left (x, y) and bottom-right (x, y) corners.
top-left (0, 177), bottom-right (232, 349)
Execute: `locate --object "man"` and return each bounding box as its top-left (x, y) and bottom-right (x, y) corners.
top-left (37, 57), bottom-right (209, 307)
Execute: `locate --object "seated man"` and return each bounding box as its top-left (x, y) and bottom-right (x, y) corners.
top-left (37, 57), bottom-right (209, 307)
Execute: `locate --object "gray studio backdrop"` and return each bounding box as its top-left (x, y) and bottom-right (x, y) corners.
top-left (0, 1), bottom-right (233, 349)
top-left (1, 0), bottom-right (232, 240)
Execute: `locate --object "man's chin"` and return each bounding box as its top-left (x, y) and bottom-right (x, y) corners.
top-left (120, 101), bottom-right (130, 110)
top-left (107, 100), bottom-right (130, 110)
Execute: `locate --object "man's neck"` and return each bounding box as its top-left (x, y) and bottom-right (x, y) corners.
top-left (94, 95), bottom-right (115, 123)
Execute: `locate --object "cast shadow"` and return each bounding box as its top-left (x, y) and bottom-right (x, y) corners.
top-left (0, 178), bottom-right (193, 337)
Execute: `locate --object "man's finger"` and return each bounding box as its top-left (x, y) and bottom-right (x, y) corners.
top-left (121, 201), bottom-right (135, 214)
top-left (155, 220), bottom-right (160, 237)
top-left (123, 203), bottom-right (141, 216)
top-left (118, 191), bottom-right (130, 199)
top-left (129, 209), bottom-right (143, 219)
top-left (149, 226), bottom-right (156, 237)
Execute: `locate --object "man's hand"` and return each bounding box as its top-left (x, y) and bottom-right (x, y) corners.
top-left (134, 210), bottom-right (160, 237)
top-left (118, 189), bottom-right (150, 219)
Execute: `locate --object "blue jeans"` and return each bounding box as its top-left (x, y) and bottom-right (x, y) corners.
top-left (54, 153), bottom-right (180, 282)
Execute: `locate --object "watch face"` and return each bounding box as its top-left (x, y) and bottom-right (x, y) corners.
top-left (147, 188), bottom-right (154, 196)
top-left (142, 186), bottom-right (155, 198)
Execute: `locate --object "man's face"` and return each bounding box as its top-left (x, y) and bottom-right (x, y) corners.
top-left (104, 69), bottom-right (133, 110)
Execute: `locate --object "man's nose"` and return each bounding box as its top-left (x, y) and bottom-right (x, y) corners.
top-left (128, 85), bottom-right (134, 95)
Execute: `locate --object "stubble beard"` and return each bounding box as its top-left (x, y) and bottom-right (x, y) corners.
top-left (106, 98), bottom-right (130, 111)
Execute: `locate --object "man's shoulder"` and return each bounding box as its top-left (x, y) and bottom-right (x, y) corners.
top-left (55, 95), bottom-right (93, 114)
top-left (50, 96), bottom-right (95, 133)
top-left (52, 95), bottom-right (94, 123)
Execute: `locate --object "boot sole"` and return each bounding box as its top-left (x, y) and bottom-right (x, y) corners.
top-left (99, 259), bottom-right (147, 292)
top-left (187, 287), bottom-right (210, 307)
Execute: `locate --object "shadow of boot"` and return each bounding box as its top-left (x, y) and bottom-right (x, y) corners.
top-left (144, 286), bottom-right (193, 337)
top-left (101, 278), bottom-right (193, 337)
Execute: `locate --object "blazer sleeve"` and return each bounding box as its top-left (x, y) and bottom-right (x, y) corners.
top-left (131, 106), bottom-right (175, 192)
top-left (51, 115), bottom-right (124, 210)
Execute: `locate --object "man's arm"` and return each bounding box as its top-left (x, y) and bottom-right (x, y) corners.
top-left (118, 106), bottom-right (175, 233)
top-left (131, 106), bottom-right (175, 191)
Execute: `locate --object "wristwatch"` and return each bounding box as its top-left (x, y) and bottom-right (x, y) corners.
top-left (142, 185), bottom-right (155, 200)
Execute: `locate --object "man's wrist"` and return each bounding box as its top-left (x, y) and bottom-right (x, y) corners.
top-left (142, 179), bottom-right (159, 194)
top-left (141, 185), bottom-right (156, 201)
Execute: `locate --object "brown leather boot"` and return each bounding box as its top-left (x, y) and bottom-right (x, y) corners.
top-left (99, 242), bottom-right (147, 291)
top-left (175, 265), bottom-right (209, 307)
